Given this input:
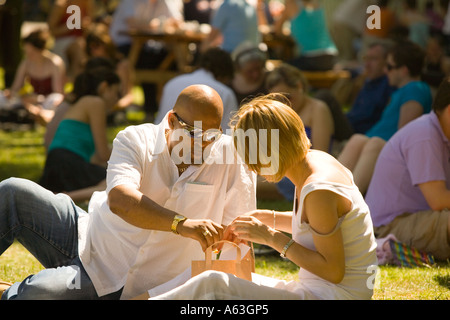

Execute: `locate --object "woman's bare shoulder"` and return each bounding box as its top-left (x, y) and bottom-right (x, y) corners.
top-left (307, 151), bottom-right (353, 187)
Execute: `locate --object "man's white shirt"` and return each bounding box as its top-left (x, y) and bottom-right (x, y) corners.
top-left (77, 114), bottom-right (256, 299)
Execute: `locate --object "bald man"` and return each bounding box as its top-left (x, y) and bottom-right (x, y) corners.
top-left (0, 85), bottom-right (257, 300)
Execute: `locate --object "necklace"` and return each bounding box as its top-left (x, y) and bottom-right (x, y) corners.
top-left (166, 130), bottom-right (190, 174)
top-left (178, 166), bottom-right (189, 174)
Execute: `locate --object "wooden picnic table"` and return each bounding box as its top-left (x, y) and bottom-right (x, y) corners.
top-left (126, 27), bottom-right (208, 86)
top-left (126, 26), bottom-right (349, 94)
top-left (126, 26), bottom-right (297, 86)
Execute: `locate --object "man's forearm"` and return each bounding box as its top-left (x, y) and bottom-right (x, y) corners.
top-left (419, 181), bottom-right (450, 211)
top-left (108, 185), bottom-right (176, 231)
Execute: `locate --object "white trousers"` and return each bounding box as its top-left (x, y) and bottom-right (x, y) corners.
top-left (149, 270), bottom-right (311, 300)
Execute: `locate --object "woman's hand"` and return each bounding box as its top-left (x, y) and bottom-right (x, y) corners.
top-left (224, 215), bottom-right (276, 247)
top-left (223, 210), bottom-right (267, 243)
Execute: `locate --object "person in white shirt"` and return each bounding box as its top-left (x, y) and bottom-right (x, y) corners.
top-left (109, 0), bottom-right (184, 49)
top-left (201, 0), bottom-right (261, 54)
top-left (156, 47), bottom-right (239, 131)
top-left (145, 93), bottom-right (377, 301)
top-left (109, 0), bottom-right (184, 121)
top-left (0, 85), bottom-right (256, 300)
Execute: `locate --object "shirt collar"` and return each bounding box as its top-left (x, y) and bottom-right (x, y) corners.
top-left (367, 74), bottom-right (387, 84)
top-left (153, 111), bottom-right (171, 156)
top-left (195, 68), bottom-right (215, 79)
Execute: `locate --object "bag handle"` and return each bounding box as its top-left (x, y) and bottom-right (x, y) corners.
top-left (205, 240), bottom-right (242, 267)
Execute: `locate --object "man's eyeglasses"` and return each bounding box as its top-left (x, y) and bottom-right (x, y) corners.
top-left (173, 112), bottom-right (222, 142)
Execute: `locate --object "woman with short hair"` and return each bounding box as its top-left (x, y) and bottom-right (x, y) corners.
top-left (146, 94), bottom-right (378, 300)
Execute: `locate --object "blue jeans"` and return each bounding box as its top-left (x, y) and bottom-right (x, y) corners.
top-left (0, 178), bottom-right (121, 299)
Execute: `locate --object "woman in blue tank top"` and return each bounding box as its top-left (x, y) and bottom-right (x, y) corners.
top-left (39, 67), bottom-right (120, 202)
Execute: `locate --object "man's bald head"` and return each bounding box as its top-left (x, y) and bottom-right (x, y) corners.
top-left (172, 85), bottom-right (223, 129)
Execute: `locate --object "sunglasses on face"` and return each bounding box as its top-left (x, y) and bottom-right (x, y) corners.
top-left (173, 112), bottom-right (222, 142)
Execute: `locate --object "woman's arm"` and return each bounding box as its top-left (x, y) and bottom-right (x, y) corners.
top-left (49, 54), bottom-right (66, 95)
top-left (229, 190), bottom-right (346, 284)
top-left (223, 209), bottom-right (292, 242)
top-left (294, 190), bottom-right (346, 283)
top-left (9, 61), bottom-right (27, 96)
top-left (85, 97), bottom-right (111, 165)
top-left (274, 0), bottom-right (300, 34)
top-left (311, 99), bottom-right (334, 152)
top-left (398, 100), bottom-right (424, 129)
top-left (252, 209), bottom-right (293, 233)
top-left (115, 59), bottom-right (135, 109)
top-left (200, 28), bottom-right (223, 53)
top-left (48, 0), bottom-right (72, 38)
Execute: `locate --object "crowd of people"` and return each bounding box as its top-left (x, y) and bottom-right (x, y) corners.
top-left (0, 0), bottom-right (449, 300)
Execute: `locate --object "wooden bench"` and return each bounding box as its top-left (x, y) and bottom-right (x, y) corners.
top-left (302, 70), bottom-right (351, 89)
top-left (266, 60), bottom-right (351, 90)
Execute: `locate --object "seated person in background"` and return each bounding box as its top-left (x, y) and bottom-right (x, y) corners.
top-left (266, 63), bottom-right (334, 153)
top-left (266, 63), bottom-right (352, 153)
top-left (44, 57), bottom-right (118, 151)
top-left (109, 0), bottom-right (184, 122)
top-left (312, 89), bottom-right (354, 150)
top-left (7, 29), bottom-right (66, 125)
top-left (201, 0), bottom-right (260, 54)
top-left (48, 0), bottom-right (94, 80)
top-left (231, 42), bottom-right (269, 105)
top-left (254, 0), bottom-right (275, 31)
top-left (262, 63), bottom-right (333, 201)
top-left (156, 47), bottom-right (238, 131)
top-left (366, 78), bottom-right (450, 261)
top-left (422, 34), bottom-right (450, 92)
top-left (399, 0), bottom-right (430, 48)
top-left (39, 67), bottom-right (120, 203)
top-left (183, 0), bottom-right (215, 24)
top-left (362, 0), bottom-right (397, 51)
top-left (275, 0), bottom-right (338, 71)
top-left (85, 24), bottom-right (135, 111)
top-left (338, 40), bottom-right (433, 195)
top-left (346, 41), bottom-right (396, 134)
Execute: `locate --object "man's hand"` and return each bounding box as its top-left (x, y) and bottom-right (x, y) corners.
top-left (177, 219), bottom-right (224, 251)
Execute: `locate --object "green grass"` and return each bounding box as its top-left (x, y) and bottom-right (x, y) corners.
top-left (0, 127), bottom-right (46, 182)
top-left (0, 125), bottom-right (127, 183)
top-left (0, 124), bottom-right (449, 300)
top-left (374, 264), bottom-right (450, 300)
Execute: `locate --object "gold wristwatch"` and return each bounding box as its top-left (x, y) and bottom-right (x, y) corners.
top-left (171, 215), bottom-right (187, 235)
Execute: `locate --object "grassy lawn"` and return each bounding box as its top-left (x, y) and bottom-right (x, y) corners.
top-left (0, 123), bottom-right (449, 300)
